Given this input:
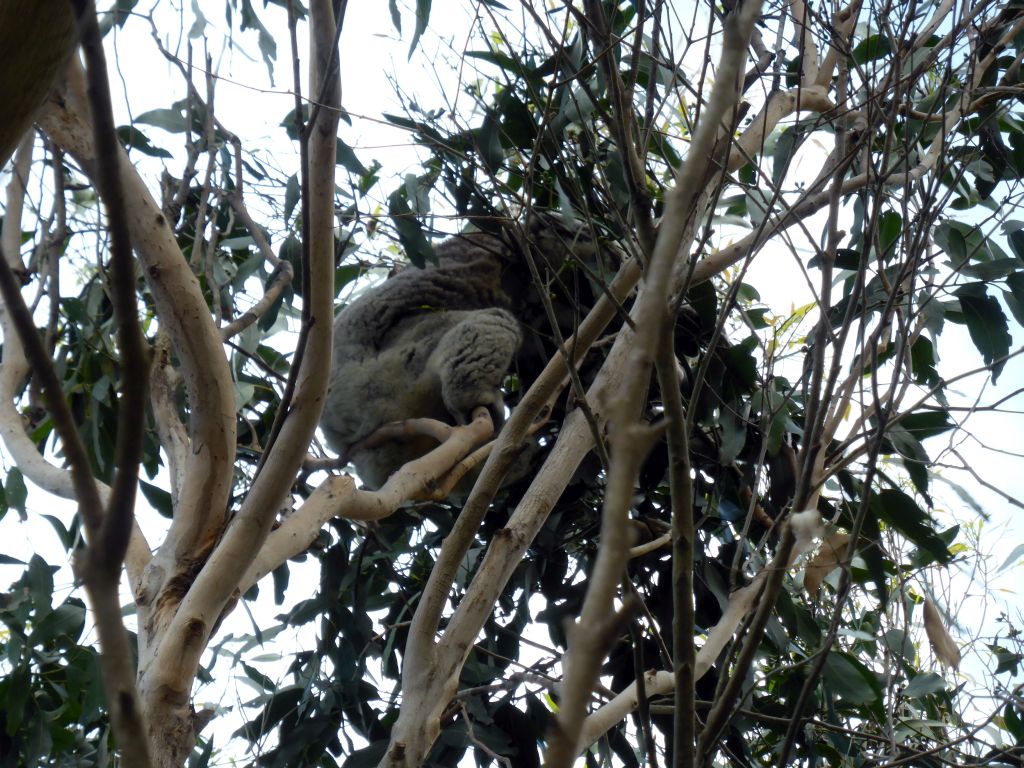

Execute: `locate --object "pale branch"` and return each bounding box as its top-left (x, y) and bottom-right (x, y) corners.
top-left (220, 135), bottom-right (295, 341)
top-left (790, 0), bottom-right (820, 85)
top-left (573, 519), bottom-right (821, 757)
top-left (148, 333), bottom-right (188, 505)
top-left (237, 474), bottom-right (356, 593)
top-left (385, 398), bottom-right (615, 768)
top-left (578, 670), bottom-right (674, 753)
top-left (628, 532), bottom-right (672, 559)
top-left (727, 86), bottom-right (834, 174)
top-left (2, 136), bottom-right (32, 257)
top-left (405, 255), bottom-right (642, 675)
top-left (696, 526), bottom-right (798, 760)
top-left (575, 512), bottom-right (825, 754)
top-left (39, 59), bottom-right (238, 564)
top-left (0, 155), bottom-right (98, 550)
top-left (546, 3), bottom-right (766, 763)
top-left (815, 0), bottom-right (861, 89)
top-left (0, 197), bottom-right (154, 766)
top-left (220, 264), bottom-right (294, 341)
top-left (146, 0), bottom-right (342, 707)
top-left (543, 416), bottom-right (658, 768)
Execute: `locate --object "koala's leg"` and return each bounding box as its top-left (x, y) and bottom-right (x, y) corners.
top-left (433, 308), bottom-right (521, 425)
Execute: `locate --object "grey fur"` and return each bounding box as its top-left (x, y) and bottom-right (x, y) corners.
top-left (321, 231), bottom-right (524, 489)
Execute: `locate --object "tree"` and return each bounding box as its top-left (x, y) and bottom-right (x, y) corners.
top-left (2, 1), bottom-right (1024, 766)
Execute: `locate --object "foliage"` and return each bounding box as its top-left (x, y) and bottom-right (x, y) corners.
top-left (2, 0), bottom-right (1024, 767)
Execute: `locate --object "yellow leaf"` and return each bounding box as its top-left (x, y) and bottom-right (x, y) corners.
top-left (803, 533), bottom-right (850, 598)
top-left (923, 597), bottom-right (961, 669)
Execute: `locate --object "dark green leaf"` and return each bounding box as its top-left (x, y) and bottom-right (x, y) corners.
top-left (1004, 271), bottom-right (1024, 326)
top-left (30, 602), bottom-right (85, 646)
top-left (140, 480), bottom-right (173, 519)
top-left (852, 34), bottom-right (892, 64)
top-left (955, 285), bottom-right (1011, 382)
top-left (408, 0), bottom-right (431, 58)
top-left (388, 188), bottom-right (433, 268)
top-left (933, 221), bottom-right (968, 264)
top-left (1004, 703), bottom-right (1024, 743)
top-left (886, 423), bottom-right (931, 498)
top-left (878, 210), bottom-right (902, 260)
top-left (873, 489), bottom-right (950, 563)
top-left (134, 107), bottom-right (189, 134)
top-left (388, 0), bottom-right (401, 33)
top-left (1006, 223), bottom-right (1024, 261)
top-left (241, 662), bottom-right (275, 691)
top-left (343, 741), bottom-right (389, 768)
top-left (902, 671), bottom-right (946, 698)
top-left (284, 174), bottom-right (300, 223)
top-left (773, 127), bottom-right (800, 183)
top-left (823, 652), bottom-right (881, 704)
top-left (336, 137), bottom-right (368, 176)
top-left (5, 467), bottom-right (26, 518)
top-left (899, 411), bottom-right (954, 442)
top-left (909, 337), bottom-right (940, 388)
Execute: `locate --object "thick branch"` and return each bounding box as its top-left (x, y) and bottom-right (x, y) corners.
top-left (147, 0), bottom-right (341, 702)
top-left (39, 61), bottom-right (237, 563)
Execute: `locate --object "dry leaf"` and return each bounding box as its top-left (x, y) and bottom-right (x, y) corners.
top-left (803, 533), bottom-right (851, 598)
top-left (923, 596), bottom-right (961, 669)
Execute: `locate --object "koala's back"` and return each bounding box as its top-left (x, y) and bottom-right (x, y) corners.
top-left (320, 239), bottom-right (522, 489)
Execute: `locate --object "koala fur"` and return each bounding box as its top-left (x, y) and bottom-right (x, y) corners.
top-left (320, 229), bottom-right (528, 490)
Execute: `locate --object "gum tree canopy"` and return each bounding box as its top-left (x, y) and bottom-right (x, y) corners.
top-left (1, 1), bottom-right (1024, 767)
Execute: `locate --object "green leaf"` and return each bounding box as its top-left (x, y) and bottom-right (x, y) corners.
top-left (123, 124), bottom-right (172, 156)
top-left (773, 126), bottom-right (800, 183)
top-left (1004, 271), bottom-right (1024, 326)
top-left (189, 0), bottom-right (208, 38)
top-left (343, 741), bottom-right (389, 768)
top-left (134, 107), bottom-right (189, 134)
top-left (933, 221), bottom-right (969, 264)
top-left (902, 672), bottom-right (946, 698)
top-left (465, 50), bottom-right (522, 74)
top-left (852, 34), bottom-right (892, 64)
top-left (823, 652), bottom-right (881, 705)
top-left (30, 602), bottom-right (85, 647)
top-left (873, 489), bottom-right (950, 563)
top-left (408, 0), bottom-right (431, 59)
top-left (388, 187), bottom-right (433, 268)
top-left (899, 410), bottom-right (954, 442)
top-left (1004, 703), bottom-right (1024, 743)
top-left (998, 542), bottom-right (1024, 573)
top-left (1006, 221), bottom-right (1024, 261)
top-left (909, 337), bottom-right (940, 387)
top-left (886, 422), bottom-right (931, 498)
top-left (878, 210), bottom-right (902, 260)
top-left (140, 480), bottom-right (173, 519)
top-left (336, 137), bottom-right (368, 176)
top-left (388, 0), bottom-right (401, 33)
top-left (955, 285), bottom-right (1011, 382)
top-left (284, 174), bottom-right (300, 223)
top-left (5, 467), bottom-right (27, 519)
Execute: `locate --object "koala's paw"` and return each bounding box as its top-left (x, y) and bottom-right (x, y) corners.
top-left (436, 308), bottom-right (521, 425)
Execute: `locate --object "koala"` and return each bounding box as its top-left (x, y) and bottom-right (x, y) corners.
top-left (320, 228), bottom-right (527, 490)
